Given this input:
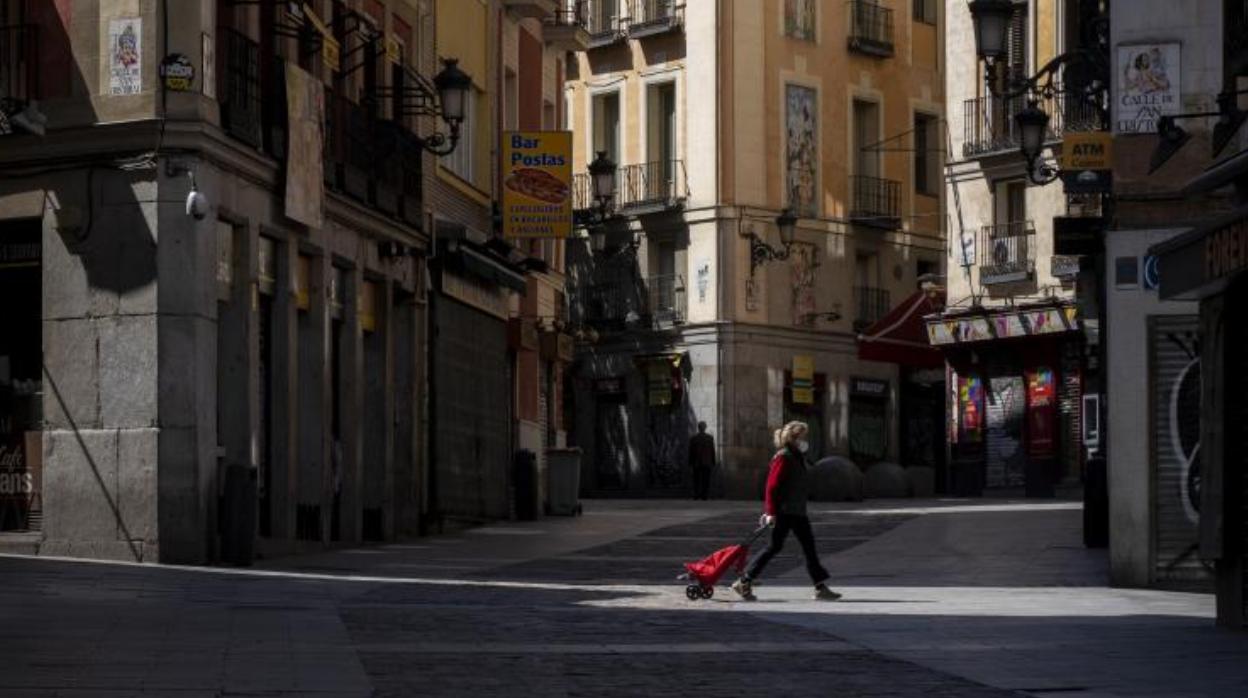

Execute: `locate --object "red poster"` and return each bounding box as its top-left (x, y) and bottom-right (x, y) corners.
top-left (959, 375), bottom-right (984, 443)
top-left (1027, 367), bottom-right (1056, 457)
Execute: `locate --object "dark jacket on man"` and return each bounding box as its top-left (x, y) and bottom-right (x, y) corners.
top-left (688, 432), bottom-right (716, 469)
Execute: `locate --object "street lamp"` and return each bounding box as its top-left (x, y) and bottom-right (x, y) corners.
top-left (581, 151), bottom-right (619, 253)
top-left (968, 0), bottom-right (1015, 61)
top-left (746, 208), bottom-right (799, 277)
top-left (1014, 101), bottom-right (1060, 184)
top-left (416, 58), bottom-right (473, 156)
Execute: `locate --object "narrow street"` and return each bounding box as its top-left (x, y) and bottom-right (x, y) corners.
top-left (2, 499), bottom-right (1244, 697)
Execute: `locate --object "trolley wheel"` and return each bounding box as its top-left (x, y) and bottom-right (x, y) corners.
top-left (700, 586), bottom-right (714, 600)
top-left (685, 585), bottom-right (701, 600)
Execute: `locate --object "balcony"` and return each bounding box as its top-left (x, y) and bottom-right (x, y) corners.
top-left (647, 274), bottom-right (685, 325)
top-left (586, 2), bottom-right (626, 47)
top-left (221, 29), bottom-right (263, 148)
top-left (0, 24), bottom-right (41, 135)
top-left (847, 1), bottom-right (894, 57)
top-left (962, 92), bottom-right (1102, 158)
top-left (502, 0), bottom-right (559, 20)
top-left (853, 286), bottom-right (891, 332)
top-left (979, 221), bottom-right (1037, 285)
top-left (545, 1), bottom-right (591, 51)
top-left (628, 0), bottom-right (684, 38)
top-left (580, 280), bottom-right (643, 329)
top-left (322, 90), bottom-right (421, 225)
top-left (619, 160), bottom-right (688, 213)
top-left (849, 174), bottom-right (901, 229)
top-left (573, 159), bottom-right (688, 215)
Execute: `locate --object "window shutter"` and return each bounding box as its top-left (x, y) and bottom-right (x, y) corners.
top-left (1007, 4), bottom-right (1028, 85)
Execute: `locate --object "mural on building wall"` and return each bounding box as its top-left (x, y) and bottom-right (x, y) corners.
top-left (786, 84), bottom-right (818, 217)
top-left (784, 0), bottom-right (816, 41)
top-left (790, 243), bottom-right (818, 324)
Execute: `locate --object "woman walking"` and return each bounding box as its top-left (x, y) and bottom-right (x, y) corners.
top-left (732, 421), bottom-right (841, 601)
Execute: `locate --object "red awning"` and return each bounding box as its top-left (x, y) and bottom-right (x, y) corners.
top-left (857, 290), bottom-right (945, 368)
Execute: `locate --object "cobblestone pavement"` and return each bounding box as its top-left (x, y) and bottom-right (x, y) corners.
top-left (1, 499), bottom-right (1246, 697)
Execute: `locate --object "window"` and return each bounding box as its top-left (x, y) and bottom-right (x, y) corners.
top-left (995, 179), bottom-right (1026, 226)
top-left (647, 81), bottom-right (677, 195)
top-left (591, 90), bottom-right (621, 163)
top-left (912, 0), bottom-right (937, 24)
top-left (914, 112), bottom-right (940, 197)
top-left (784, 0), bottom-right (816, 41)
top-left (442, 87), bottom-right (477, 183)
top-left (852, 98), bottom-right (880, 178)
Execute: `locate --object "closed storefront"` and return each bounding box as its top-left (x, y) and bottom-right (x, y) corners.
top-left (849, 377), bottom-right (889, 464)
top-left (0, 221), bottom-right (41, 532)
top-left (1149, 315), bottom-right (1209, 588)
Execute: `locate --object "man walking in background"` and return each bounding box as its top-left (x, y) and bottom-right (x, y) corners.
top-left (688, 421), bottom-right (716, 500)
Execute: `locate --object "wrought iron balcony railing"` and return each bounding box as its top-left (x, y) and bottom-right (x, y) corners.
top-left (573, 159), bottom-right (688, 214)
top-left (586, 1), bottom-right (626, 46)
top-left (853, 286), bottom-right (891, 331)
top-left (628, 0), bottom-right (684, 38)
top-left (647, 274), bottom-right (685, 325)
top-left (962, 92), bottom-right (1102, 158)
top-left (545, 1), bottom-right (592, 50)
top-left (0, 24), bottom-right (38, 105)
top-left (847, 1), bottom-right (894, 57)
top-left (979, 221), bottom-right (1037, 285)
top-left (580, 280), bottom-right (642, 328)
top-left (849, 174), bottom-right (901, 229)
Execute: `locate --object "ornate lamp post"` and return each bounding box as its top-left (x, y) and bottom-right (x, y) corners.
top-left (747, 208), bottom-right (799, 277)
top-left (421, 58), bottom-right (473, 155)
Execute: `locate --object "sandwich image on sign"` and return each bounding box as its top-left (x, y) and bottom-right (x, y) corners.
top-left (504, 168), bottom-right (570, 205)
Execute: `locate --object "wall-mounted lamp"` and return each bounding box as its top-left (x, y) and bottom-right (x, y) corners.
top-left (746, 208), bottom-right (798, 277)
top-left (1149, 89), bottom-right (1248, 173)
top-left (167, 160), bottom-right (208, 220)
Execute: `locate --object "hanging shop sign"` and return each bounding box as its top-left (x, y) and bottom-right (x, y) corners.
top-left (1115, 43), bottom-right (1181, 134)
top-left (501, 131), bottom-right (573, 239)
top-left (284, 63), bottom-right (326, 228)
top-left (159, 53), bottom-right (195, 91)
top-left (791, 355), bottom-right (815, 405)
top-left (303, 4), bottom-right (340, 71)
top-left (1060, 131), bottom-right (1113, 194)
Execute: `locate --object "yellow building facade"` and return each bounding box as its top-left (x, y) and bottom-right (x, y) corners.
top-left (564, 1), bottom-right (946, 498)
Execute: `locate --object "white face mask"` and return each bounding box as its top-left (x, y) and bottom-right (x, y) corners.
top-left (795, 439), bottom-right (809, 454)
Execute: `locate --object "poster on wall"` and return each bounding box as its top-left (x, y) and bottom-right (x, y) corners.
top-left (284, 63), bottom-right (325, 228)
top-left (785, 84), bottom-right (818, 217)
top-left (1026, 367), bottom-right (1056, 458)
top-left (958, 374), bottom-right (983, 443)
top-left (108, 18), bottom-right (142, 96)
top-left (1116, 43), bottom-right (1181, 134)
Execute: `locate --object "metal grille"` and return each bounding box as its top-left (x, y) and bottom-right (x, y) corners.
top-left (847, 1), bottom-right (895, 56)
top-left (963, 92), bottom-right (1103, 158)
top-left (628, 0), bottom-right (683, 34)
top-left (850, 175), bottom-right (901, 226)
top-left (619, 160), bottom-right (688, 209)
top-left (979, 221), bottom-right (1036, 285)
top-left (853, 286), bottom-right (890, 331)
top-left (985, 370), bottom-right (1025, 489)
top-left (1150, 315), bottom-right (1212, 589)
top-left (646, 274), bottom-right (685, 324)
top-left (587, 0), bottom-right (622, 43)
top-left (221, 29), bottom-right (263, 148)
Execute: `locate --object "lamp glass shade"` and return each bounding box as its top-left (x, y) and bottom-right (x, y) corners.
top-left (776, 209), bottom-right (798, 246)
top-left (1015, 103), bottom-right (1050, 163)
top-left (969, 0), bottom-right (1014, 60)
top-left (589, 150), bottom-right (617, 203)
top-left (589, 228), bottom-right (608, 253)
top-left (433, 58), bottom-right (472, 125)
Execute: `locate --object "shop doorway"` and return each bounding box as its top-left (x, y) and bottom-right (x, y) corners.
top-left (0, 220), bottom-right (41, 532)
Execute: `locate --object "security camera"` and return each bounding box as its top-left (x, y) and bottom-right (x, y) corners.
top-left (186, 188), bottom-right (208, 220)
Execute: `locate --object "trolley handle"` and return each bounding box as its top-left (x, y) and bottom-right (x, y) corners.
top-left (741, 523), bottom-right (771, 547)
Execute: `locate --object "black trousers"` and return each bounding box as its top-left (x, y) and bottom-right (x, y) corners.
top-left (692, 466), bottom-right (711, 499)
top-left (745, 514), bottom-right (829, 585)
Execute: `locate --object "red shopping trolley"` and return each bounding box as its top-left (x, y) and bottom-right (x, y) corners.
top-left (679, 524), bottom-right (770, 600)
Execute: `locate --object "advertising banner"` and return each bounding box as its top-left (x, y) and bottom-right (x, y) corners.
top-left (502, 131), bottom-right (573, 239)
top-left (284, 63), bottom-right (325, 228)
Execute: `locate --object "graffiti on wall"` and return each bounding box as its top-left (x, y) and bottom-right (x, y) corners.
top-left (785, 84), bottom-right (818, 217)
top-left (646, 407), bottom-right (687, 489)
top-left (790, 243), bottom-right (818, 325)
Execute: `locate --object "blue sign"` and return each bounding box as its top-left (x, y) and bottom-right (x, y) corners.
top-left (1143, 254), bottom-right (1160, 290)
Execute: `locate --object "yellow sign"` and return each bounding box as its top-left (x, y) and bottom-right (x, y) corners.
top-left (792, 355), bottom-right (814, 405)
top-left (303, 4), bottom-right (340, 71)
top-left (385, 36), bottom-right (403, 64)
top-left (1061, 131), bottom-right (1112, 170)
top-left (501, 130), bottom-right (573, 239)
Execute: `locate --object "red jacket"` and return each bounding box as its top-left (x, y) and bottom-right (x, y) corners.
top-left (763, 447), bottom-right (809, 516)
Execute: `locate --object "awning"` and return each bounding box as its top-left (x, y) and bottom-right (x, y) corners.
top-left (458, 245), bottom-right (528, 293)
top-left (1149, 203), bottom-right (1248, 301)
top-left (857, 290), bottom-right (945, 368)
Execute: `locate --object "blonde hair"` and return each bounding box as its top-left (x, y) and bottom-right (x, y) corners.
top-left (773, 421), bottom-right (809, 449)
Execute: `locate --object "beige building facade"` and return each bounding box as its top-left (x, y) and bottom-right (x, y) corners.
top-left (563, 0), bottom-right (946, 498)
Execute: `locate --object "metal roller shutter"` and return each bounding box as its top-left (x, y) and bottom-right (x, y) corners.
top-left (1149, 315), bottom-right (1211, 588)
top-left (986, 366), bottom-right (1025, 489)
